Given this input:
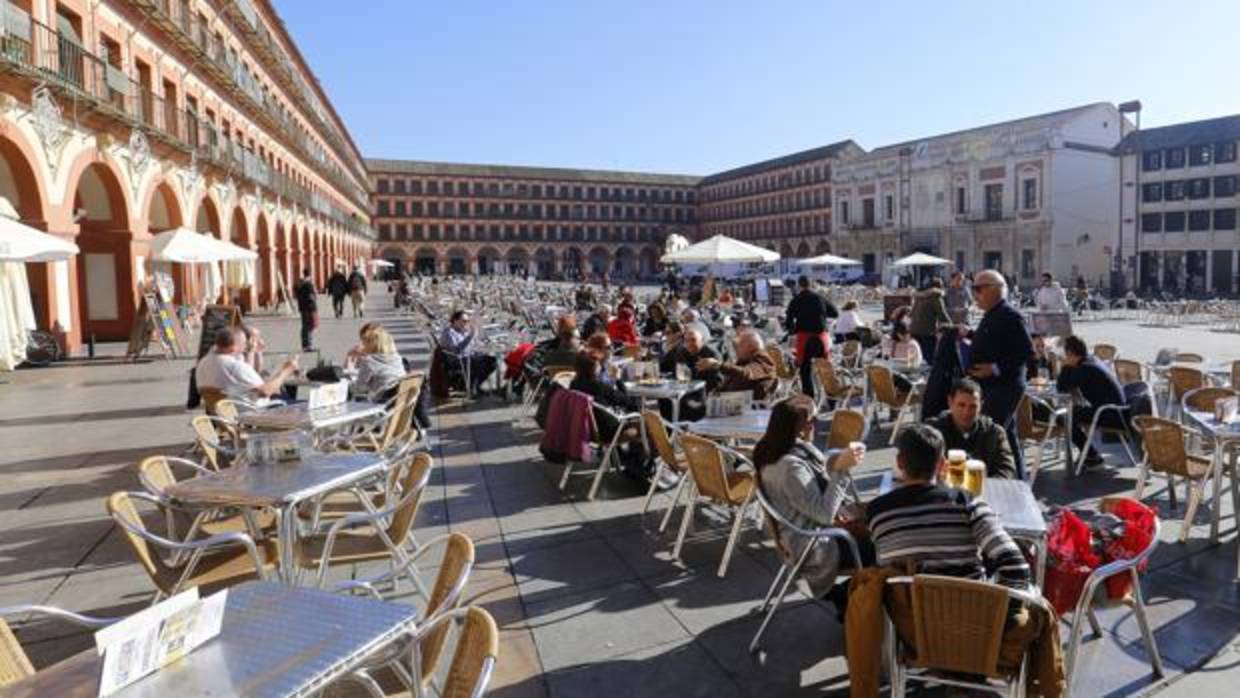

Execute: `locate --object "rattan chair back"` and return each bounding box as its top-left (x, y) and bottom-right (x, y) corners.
top-left (419, 533), bottom-right (476, 685)
top-left (1167, 367), bottom-right (1204, 402)
top-left (812, 358), bottom-right (855, 400)
top-left (866, 365), bottom-right (903, 407)
top-left (908, 574), bottom-right (1008, 677)
top-left (643, 411), bottom-right (681, 472)
top-left (1113, 359), bottom-right (1143, 386)
top-left (0, 620), bottom-right (33, 686)
top-left (826, 409), bottom-right (866, 448)
top-left (1093, 343), bottom-right (1119, 361)
top-left (378, 373), bottom-right (424, 451)
top-left (387, 453), bottom-right (433, 545)
top-left (681, 433), bottom-right (747, 505)
top-left (137, 456), bottom-right (177, 495)
top-left (190, 415), bottom-right (226, 470)
top-left (623, 344), bottom-right (642, 360)
top-left (1015, 395), bottom-right (1038, 440)
top-left (1134, 416), bottom-right (1194, 479)
top-left (441, 607), bottom-right (500, 698)
top-left (1232, 360), bottom-right (1240, 393)
top-left (1183, 387), bottom-right (1238, 414)
top-left (199, 387), bottom-right (226, 416)
top-left (768, 347), bottom-right (795, 380)
top-left (1173, 353), bottom-right (1204, 363)
top-left (214, 399), bottom-right (241, 421)
top-left (107, 492), bottom-right (176, 592)
top-left (840, 340), bottom-right (862, 368)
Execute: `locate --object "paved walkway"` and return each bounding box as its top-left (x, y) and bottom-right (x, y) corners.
top-left (1, 299), bottom-right (1238, 696)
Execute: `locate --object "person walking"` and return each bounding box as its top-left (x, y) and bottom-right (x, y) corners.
top-left (909, 278), bottom-right (950, 364)
top-left (1034, 272), bottom-right (1071, 313)
top-left (785, 276), bottom-right (838, 400)
top-left (945, 270), bottom-right (970, 324)
top-left (295, 267), bottom-right (318, 351)
top-left (347, 265), bottom-right (368, 317)
top-left (326, 266), bottom-right (349, 318)
top-left (964, 269), bottom-right (1033, 479)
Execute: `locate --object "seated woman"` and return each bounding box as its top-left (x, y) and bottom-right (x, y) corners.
top-left (753, 395), bottom-right (866, 606)
top-left (607, 306), bottom-right (640, 347)
top-left (883, 324), bottom-right (922, 394)
top-left (354, 326), bottom-right (405, 403)
top-left (833, 300), bottom-right (866, 343)
top-left (569, 348), bottom-right (650, 479)
top-left (642, 301), bottom-right (669, 337)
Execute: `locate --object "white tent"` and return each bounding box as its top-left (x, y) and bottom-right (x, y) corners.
top-left (0, 201), bottom-right (76, 371)
top-left (797, 253), bottom-right (862, 266)
top-left (660, 234), bottom-right (780, 264)
top-left (889, 252), bottom-right (953, 268)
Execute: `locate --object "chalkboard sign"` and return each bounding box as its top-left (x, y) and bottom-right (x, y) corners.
top-left (1026, 311), bottom-right (1073, 338)
top-left (883, 294), bottom-right (913, 321)
top-left (196, 305), bottom-right (242, 359)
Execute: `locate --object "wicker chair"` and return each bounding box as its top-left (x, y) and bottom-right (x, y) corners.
top-left (767, 346), bottom-right (798, 399)
top-left (839, 340), bottom-right (863, 369)
top-left (555, 392), bottom-right (641, 501)
top-left (639, 410), bottom-right (689, 533)
top-left (812, 357), bottom-right (862, 412)
top-left (108, 491), bottom-right (277, 603)
top-left (1112, 358), bottom-right (1144, 387)
top-left (887, 575), bottom-right (1041, 697)
top-left (1063, 497), bottom-right (1164, 696)
top-left (1231, 360), bottom-right (1240, 393)
top-left (1132, 416), bottom-right (1212, 542)
top-left (0, 606), bottom-right (115, 688)
top-left (189, 415), bottom-right (240, 470)
top-left (673, 434), bottom-right (756, 578)
top-left (1166, 366), bottom-right (1205, 418)
top-left (341, 373), bottom-right (425, 454)
top-left (1173, 352), bottom-right (1204, 363)
top-left (296, 452), bottom-right (433, 591)
top-left (302, 440), bottom-right (419, 527)
top-left (413, 607), bottom-right (499, 698)
top-left (748, 469), bottom-right (862, 654)
top-left (1093, 343), bottom-right (1119, 362)
top-left (865, 365), bottom-right (920, 445)
top-left (137, 455), bottom-right (275, 549)
top-left (1016, 395), bottom-right (1066, 484)
top-left (199, 386), bottom-right (227, 416)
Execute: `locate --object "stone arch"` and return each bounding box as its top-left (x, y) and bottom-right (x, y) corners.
top-left (476, 246), bottom-right (500, 275)
top-left (505, 246), bottom-right (529, 275)
top-left (796, 241), bottom-right (812, 258)
top-left (58, 149), bottom-right (131, 231)
top-left (639, 247), bottom-right (660, 277)
top-left (414, 246), bottom-right (438, 276)
top-left (0, 129), bottom-right (48, 223)
top-left (142, 179), bottom-right (184, 233)
top-left (612, 246), bottom-right (634, 277)
top-left (534, 247), bottom-right (556, 279)
top-left (69, 160), bottom-right (135, 340)
top-left (562, 247), bottom-right (583, 278)
top-left (256, 213), bottom-right (274, 306)
top-left (228, 206), bottom-right (252, 248)
top-left (445, 246), bottom-right (469, 275)
top-left (588, 246), bottom-right (610, 276)
top-left (815, 239), bottom-right (830, 255)
top-left (780, 242), bottom-right (795, 258)
top-left (195, 195), bottom-right (222, 236)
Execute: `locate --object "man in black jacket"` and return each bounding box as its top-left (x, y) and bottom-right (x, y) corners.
top-left (295, 267), bottom-right (318, 351)
top-left (784, 276), bottom-right (837, 399)
top-left (965, 270), bottom-right (1033, 479)
top-left (658, 327), bottom-right (720, 421)
top-left (326, 267), bottom-right (349, 318)
top-left (1057, 334), bottom-right (1127, 468)
top-left (925, 378), bottom-right (1018, 479)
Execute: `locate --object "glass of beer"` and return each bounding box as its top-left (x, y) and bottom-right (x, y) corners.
top-left (964, 459), bottom-right (986, 496)
top-left (946, 449), bottom-right (967, 487)
top-left (675, 364), bottom-right (691, 383)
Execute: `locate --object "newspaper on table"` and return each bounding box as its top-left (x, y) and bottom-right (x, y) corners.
top-left (707, 391), bottom-right (751, 418)
top-left (308, 380), bottom-right (349, 410)
top-left (1216, 396), bottom-right (1239, 425)
top-left (94, 588), bottom-right (227, 697)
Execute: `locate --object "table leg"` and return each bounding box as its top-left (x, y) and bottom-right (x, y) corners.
top-left (278, 504), bottom-right (298, 584)
top-left (1209, 449), bottom-right (1223, 543)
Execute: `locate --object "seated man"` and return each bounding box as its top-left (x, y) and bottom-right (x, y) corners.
top-left (924, 378), bottom-right (1018, 479)
top-left (580, 304), bottom-right (612, 340)
top-left (868, 423), bottom-right (1031, 590)
top-left (438, 309), bottom-right (498, 396)
top-left (679, 308), bottom-right (712, 342)
top-left (694, 329), bottom-right (776, 402)
top-left (196, 327), bottom-right (298, 401)
top-left (658, 328), bottom-right (720, 421)
top-left (1056, 334), bottom-right (1126, 469)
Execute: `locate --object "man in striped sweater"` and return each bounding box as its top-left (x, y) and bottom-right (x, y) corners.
top-left (867, 423), bottom-right (1031, 591)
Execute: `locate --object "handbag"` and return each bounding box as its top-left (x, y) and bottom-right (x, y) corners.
top-left (306, 364), bottom-right (343, 382)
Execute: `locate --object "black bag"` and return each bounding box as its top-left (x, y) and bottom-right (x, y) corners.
top-left (186, 369), bottom-right (201, 409)
top-left (307, 365), bottom-right (344, 382)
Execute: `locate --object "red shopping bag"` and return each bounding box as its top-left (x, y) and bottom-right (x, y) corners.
top-left (1043, 509), bottom-right (1101, 615)
top-left (1101, 500), bottom-right (1156, 600)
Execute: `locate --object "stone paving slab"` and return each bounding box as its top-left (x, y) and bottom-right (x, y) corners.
top-left (2, 301), bottom-right (1239, 695)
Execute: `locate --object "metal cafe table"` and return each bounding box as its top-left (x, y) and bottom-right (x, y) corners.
top-left (685, 409), bottom-right (773, 442)
top-left (1182, 409), bottom-right (1240, 574)
top-left (0, 581), bottom-right (417, 698)
top-left (624, 379), bottom-right (706, 424)
top-left (165, 451), bottom-right (388, 583)
top-left (237, 401), bottom-right (385, 433)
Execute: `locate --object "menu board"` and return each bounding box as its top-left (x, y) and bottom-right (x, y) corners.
top-left (196, 305), bottom-right (241, 359)
top-left (1027, 311), bottom-right (1073, 338)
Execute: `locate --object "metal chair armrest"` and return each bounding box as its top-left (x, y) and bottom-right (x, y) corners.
top-left (0, 605), bottom-right (118, 628)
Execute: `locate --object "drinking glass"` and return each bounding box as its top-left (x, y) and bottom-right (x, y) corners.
top-left (946, 449), bottom-right (967, 488)
top-left (675, 364), bottom-right (690, 383)
top-left (964, 460), bottom-right (986, 495)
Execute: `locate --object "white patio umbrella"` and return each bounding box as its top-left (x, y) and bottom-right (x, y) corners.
top-left (797, 253), bottom-right (862, 266)
top-left (368, 259), bottom-right (395, 268)
top-left (660, 234), bottom-right (780, 264)
top-left (889, 252), bottom-right (953, 268)
top-left (150, 227), bottom-right (235, 263)
top-left (0, 215), bottom-right (79, 262)
top-left (0, 199), bottom-right (76, 370)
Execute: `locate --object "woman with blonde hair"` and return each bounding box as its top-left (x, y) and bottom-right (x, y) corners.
top-left (354, 326), bottom-right (406, 402)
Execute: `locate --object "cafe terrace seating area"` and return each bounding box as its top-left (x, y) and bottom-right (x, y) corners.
top-left (1, 278), bottom-right (1239, 696)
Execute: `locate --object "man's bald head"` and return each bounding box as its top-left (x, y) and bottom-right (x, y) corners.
top-left (684, 327), bottom-right (704, 354)
top-left (735, 330), bottom-right (763, 360)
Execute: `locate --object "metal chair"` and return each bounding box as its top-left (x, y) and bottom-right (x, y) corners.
top-left (767, 346), bottom-right (799, 399)
top-left (886, 575), bottom-right (1043, 697)
top-left (1093, 343), bottom-right (1119, 362)
top-left (1063, 498), bottom-right (1164, 696)
top-left (865, 365), bottom-right (920, 445)
top-left (812, 357), bottom-right (863, 413)
top-left (1016, 394), bottom-right (1067, 484)
top-left (673, 434), bottom-right (756, 578)
top-left (1173, 352), bottom-right (1204, 363)
top-left (107, 491), bottom-right (276, 603)
top-left (554, 391), bottom-right (641, 501)
top-left (0, 606), bottom-right (116, 687)
top-left (189, 414), bottom-right (242, 470)
top-left (638, 410), bottom-right (689, 533)
top-left (1112, 358), bottom-right (1145, 387)
top-left (1071, 382), bottom-right (1150, 475)
top-left (1132, 416), bottom-right (1212, 542)
top-left (413, 607), bottom-right (499, 698)
top-left (748, 478), bottom-right (860, 654)
top-left (137, 455), bottom-right (274, 553)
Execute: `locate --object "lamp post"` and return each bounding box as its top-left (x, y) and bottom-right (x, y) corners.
top-left (1117, 100), bottom-right (1142, 296)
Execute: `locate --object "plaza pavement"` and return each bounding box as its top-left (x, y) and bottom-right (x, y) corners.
top-left (0, 297), bottom-right (1238, 696)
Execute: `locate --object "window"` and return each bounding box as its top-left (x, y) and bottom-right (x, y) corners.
top-left (884, 194), bottom-right (894, 221)
top-left (1165, 180), bottom-right (1186, 201)
top-left (444, 182), bottom-right (454, 196)
top-left (1142, 183), bottom-right (1163, 202)
top-left (862, 198), bottom-right (875, 227)
top-left (1021, 249), bottom-right (1035, 278)
top-left (1142, 151), bottom-right (1162, 171)
top-left (395, 224), bottom-right (407, 240)
top-left (394, 201), bottom-right (406, 216)
top-left (1163, 211), bottom-right (1186, 231)
top-left (412, 224), bottom-right (424, 240)
top-left (1217, 142), bottom-right (1238, 164)
top-left (1022, 178), bottom-right (1038, 210)
top-left (411, 201), bottom-right (423, 216)
top-left (1141, 213), bottom-right (1162, 233)
top-left (376, 200), bottom-right (390, 216)
top-left (1189, 210), bottom-right (1211, 231)
top-left (376, 179), bottom-right (389, 194)
top-left (839, 199), bottom-right (850, 225)
top-left (1187, 178), bottom-right (1211, 199)
top-left (393, 179), bottom-right (406, 194)
top-left (1214, 208), bottom-right (1237, 230)
top-left (984, 183), bottom-right (1003, 220)
top-left (1189, 145), bottom-right (1212, 167)
top-left (1165, 148), bottom-right (1186, 169)
top-left (955, 186), bottom-right (967, 214)
top-left (377, 223), bottom-right (391, 239)
top-left (1215, 176), bottom-right (1236, 198)
top-left (411, 180), bottom-right (423, 194)
top-left (427, 180), bottom-right (439, 195)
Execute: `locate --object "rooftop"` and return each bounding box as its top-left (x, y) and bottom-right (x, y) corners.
top-left (366, 158), bottom-right (703, 187)
top-left (1116, 113), bottom-right (1240, 153)
top-left (698, 140), bottom-right (861, 185)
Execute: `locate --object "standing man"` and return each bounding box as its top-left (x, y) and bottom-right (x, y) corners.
top-left (295, 267), bottom-right (318, 351)
top-left (964, 269), bottom-right (1033, 479)
top-left (785, 276), bottom-right (837, 400)
top-left (348, 266), bottom-right (368, 318)
top-left (326, 266), bottom-right (349, 319)
top-left (1035, 272), bottom-right (1071, 313)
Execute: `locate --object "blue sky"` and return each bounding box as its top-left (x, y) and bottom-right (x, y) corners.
top-left (276, 0), bottom-right (1240, 175)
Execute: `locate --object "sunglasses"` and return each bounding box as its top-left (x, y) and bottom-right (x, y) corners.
top-left (971, 283), bottom-right (997, 292)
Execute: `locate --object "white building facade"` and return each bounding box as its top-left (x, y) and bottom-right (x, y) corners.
top-left (830, 103), bottom-right (1125, 290)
